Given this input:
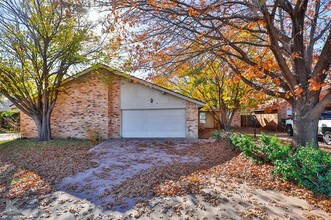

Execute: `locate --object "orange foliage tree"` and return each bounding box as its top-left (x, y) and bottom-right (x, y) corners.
top-left (151, 59), bottom-right (266, 132)
top-left (106, 0), bottom-right (331, 147)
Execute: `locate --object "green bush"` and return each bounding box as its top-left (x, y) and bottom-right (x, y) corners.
top-left (274, 146), bottom-right (331, 196)
top-left (230, 133), bottom-right (291, 163)
top-left (212, 129), bottom-right (230, 141)
top-left (260, 133), bottom-right (291, 162)
top-left (231, 133), bottom-right (331, 196)
top-left (230, 133), bottom-right (263, 161)
top-left (212, 130), bottom-right (222, 140)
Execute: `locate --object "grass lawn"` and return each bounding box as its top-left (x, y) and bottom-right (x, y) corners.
top-left (0, 138), bottom-right (96, 211)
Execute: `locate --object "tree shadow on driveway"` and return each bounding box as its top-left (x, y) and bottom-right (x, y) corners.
top-left (57, 139), bottom-right (240, 212)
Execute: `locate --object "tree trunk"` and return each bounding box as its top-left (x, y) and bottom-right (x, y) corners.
top-left (32, 113), bottom-right (52, 141)
top-left (292, 104), bottom-right (320, 147)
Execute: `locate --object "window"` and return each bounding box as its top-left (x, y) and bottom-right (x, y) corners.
top-left (199, 112), bottom-right (206, 124)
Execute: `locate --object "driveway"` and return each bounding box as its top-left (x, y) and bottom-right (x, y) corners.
top-left (59, 139), bottom-right (200, 209)
top-left (0, 133), bottom-right (19, 141)
top-left (2, 139), bottom-right (330, 219)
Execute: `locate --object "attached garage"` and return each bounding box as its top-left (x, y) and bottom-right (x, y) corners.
top-left (120, 78), bottom-right (199, 138)
top-left (121, 109), bottom-right (186, 138)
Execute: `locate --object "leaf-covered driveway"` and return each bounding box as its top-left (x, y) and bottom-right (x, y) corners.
top-left (58, 139), bottom-right (201, 209)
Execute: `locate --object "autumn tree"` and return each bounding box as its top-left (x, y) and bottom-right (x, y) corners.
top-left (152, 59), bottom-right (263, 132)
top-left (107, 0), bottom-right (331, 147)
top-left (0, 0), bottom-right (104, 141)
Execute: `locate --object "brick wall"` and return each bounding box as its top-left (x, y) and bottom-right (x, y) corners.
top-left (108, 77), bottom-right (121, 138)
top-left (186, 102), bottom-right (199, 138)
top-left (20, 68), bottom-right (201, 139)
top-left (231, 111), bottom-right (241, 128)
top-left (20, 72), bottom-right (111, 139)
top-left (20, 112), bottom-right (38, 138)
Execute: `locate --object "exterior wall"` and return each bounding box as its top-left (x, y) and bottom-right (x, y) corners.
top-left (108, 77), bottom-right (121, 138)
top-left (20, 72), bottom-right (110, 139)
top-left (205, 112), bottom-right (216, 128)
top-left (231, 111), bottom-right (241, 128)
top-left (20, 112), bottom-right (38, 138)
top-left (199, 111), bottom-right (241, 129)
top-left (120, 79), bottom-right (186, 110)
top-left (20, 68), bottom-right (201, 139)
top-left (186, 102), bottom-right (199, 138)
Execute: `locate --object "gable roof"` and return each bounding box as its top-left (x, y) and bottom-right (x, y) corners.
top-left (64, 64), bottom-right (205, 107)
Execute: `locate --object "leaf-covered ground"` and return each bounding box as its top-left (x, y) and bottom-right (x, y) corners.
top-left (0, 138), bottom-right (330, 219)
top-left (0, 139), bottom-right (96, 213)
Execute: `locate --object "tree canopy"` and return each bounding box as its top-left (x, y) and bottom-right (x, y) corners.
top-left (152, 59), bottom-right (266, 131)
top-left (0, 0), bottom-right (105, 140)
top-left (109, 0), bottom-right (331, 146)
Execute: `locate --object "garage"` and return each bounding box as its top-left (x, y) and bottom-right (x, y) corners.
top-left (118, 75), bottom-right (204, 138)
top-left (121, 109), bottom-right (186, 138)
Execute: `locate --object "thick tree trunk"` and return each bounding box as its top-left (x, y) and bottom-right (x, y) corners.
top-left (32, 113), bottom-right (52, 141)
top-left (292, 104), bottom-right (320, 147)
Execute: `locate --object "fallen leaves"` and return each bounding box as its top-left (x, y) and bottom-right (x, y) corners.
top-left (108, 140), bottom-right (240, 207)
top-left (7, 170), bottom-right (50, 199)
top-left (153, 153), bottom-right (331, 216)
top-left (0, 139), bottom-right (95, 212)
top-left (0, 138), bottom-right (330, 219)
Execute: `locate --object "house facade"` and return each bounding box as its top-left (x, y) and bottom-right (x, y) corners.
top-left (20, 66), bottom-right (204, 139)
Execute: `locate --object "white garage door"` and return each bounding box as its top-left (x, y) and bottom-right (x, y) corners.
top-left (122, 109), bottom-right (186, 138)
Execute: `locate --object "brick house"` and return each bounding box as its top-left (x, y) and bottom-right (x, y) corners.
top-left (20, 65), bottom-right (205, 139)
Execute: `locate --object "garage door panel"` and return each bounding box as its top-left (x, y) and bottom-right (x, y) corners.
top-left (122, 109), bottom-right (186, 138)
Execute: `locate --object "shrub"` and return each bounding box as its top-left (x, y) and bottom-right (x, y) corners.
top-left (274, 146), bottom-right (331, 196)
top-left (231, 133), bottom-right (331, 196)
top-left (212, 129), bottom-right (229, 141)
top-left (0, 110), bottom-right (20, 132)
top-left (230, 133), bottom-right (263, 161)
top-left (86, 129), bottom-right (103, 143)
top-left (260, 133), bottom-right (291, 162)
top-left (212, 130), bottom-right (222, 140)
top-left (230, 133), bottom-right (291, 164)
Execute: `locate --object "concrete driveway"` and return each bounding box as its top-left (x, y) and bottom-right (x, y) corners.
top-left (0, 133), bottom-right (19, 141)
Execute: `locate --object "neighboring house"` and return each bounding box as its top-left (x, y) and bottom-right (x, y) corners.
top-left (241, 100), bottom-right (290, 130)
top-left (249, 88), bottom-right (331, 131)
top-left (20, 65), bottom-right (205, 139)
top-left (245, 86), bottom-right (331, 131)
